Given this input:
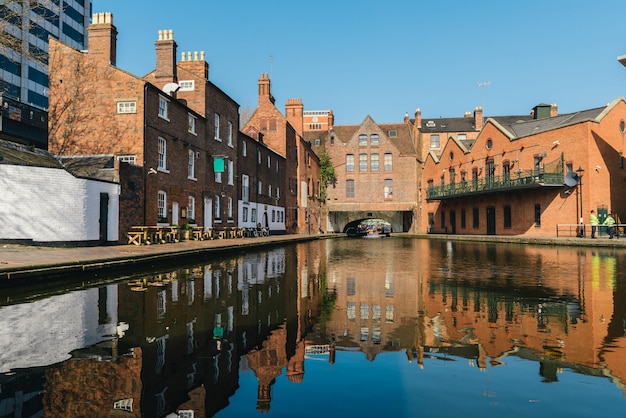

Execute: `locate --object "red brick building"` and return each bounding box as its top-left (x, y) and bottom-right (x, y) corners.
top-left (48, 13), bottom-right (239, 239)
top-left (243, 74), bottom-right (321, 234)
top-left (423, 99), bottom-right (626, 237)
top-left (306, 115), bottom-right (420, 233)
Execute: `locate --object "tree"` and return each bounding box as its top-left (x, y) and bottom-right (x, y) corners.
top-left (319, 151), bottom-right (337, 201)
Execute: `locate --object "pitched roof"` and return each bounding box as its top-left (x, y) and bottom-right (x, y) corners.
top-left (60, 155), bottom-right (118, 182)
top-left (415, 116), bottom-right (478, 133)
top-left (0, 139), bottom-right (63, 169)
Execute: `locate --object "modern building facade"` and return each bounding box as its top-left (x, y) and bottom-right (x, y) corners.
top-left (0, 0), bottom-right (92, 110)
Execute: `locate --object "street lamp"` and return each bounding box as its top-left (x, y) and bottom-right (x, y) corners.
top-left (576, 166), bottom-right (585, 237)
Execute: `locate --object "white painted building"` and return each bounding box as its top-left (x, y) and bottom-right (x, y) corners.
top-left (0, 140), bottom-right (120, 244)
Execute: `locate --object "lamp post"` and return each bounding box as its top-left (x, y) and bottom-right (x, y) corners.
top-left (576, 166), bottom-right (585, 237)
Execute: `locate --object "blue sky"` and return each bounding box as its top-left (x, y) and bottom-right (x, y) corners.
top-left (97, 0), bottom-right (626, 125)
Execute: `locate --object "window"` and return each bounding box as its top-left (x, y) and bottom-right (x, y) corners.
top-left (258, 150), bottom-right (262, 164)
top-left (458, 134), bottom-right (467, 141)
top-left (472, 208), bottom-right (479, 228)
top-left (370, 134), bottom-right (379, 146)
top-left (228, 121), bottom-right (233, 146)
top-left (384, 179), bottom-right (393, 199)
top-left (228, 160), bottom-right (234, 185)
top-left (113, 399), bottom-right (133, 412)
top-left (187, 149), bottom-right (195, 179)
top-left (188, 196), bottom-right (195, 222)
top-left (346, 154), bottom-right (354, 172)
top-left (430, 134), bottom-right (440, 148)
top-left (359, 153), bottom-right (368, 171)
top-left (384, 153), bottom-right (393, 171)
top-left (158, 137), bottom-right (167, 170)
top-left (242, 207), bottom-right (248, 222)
top-left (504, 206), bottom-right (511, 228)
top-left (486, 139), bottom-right (493, 150)
top-left (534, 204), bottom-right (541, 226)
top-left (251, 208), bottom-right (256, 222)
top-left (441, 211), bottom-right (446, 229)
top-left (117, 101), bottom-right (136, 114)
top-left (117, 155), bottom-right (136, 164)
top-left (314, 139), bottom-right (321, 145)
top-left (359, 134), bottom-right (367, 146)
top-left (370, 153), bottom-right (379, 171)
top-left (346, 179), bottom-right (355, 198)
top-left (268, 184), bottom-right (272, 197)
top-left (227, 197), bottom-right (233, 219)
top-left (267, 155), bottom-right (271, 168)
top-left (258, 180), bottom-right (262, 195)
top-left (179, 80), bottom-right (194, 91)
top-left (460, 208), bottom-right (466, 228)
top-left (214, 113), bottom-right (220, 140)
top-left (158, 96), bottom-right (169, 120)
top-left (188, 114), bottom-right (196, 134)
top-left (242, 141), bottom-right (247, 157)
top-left (242, 174), bottom-right (249, 202)
top-left (214, 196), bottom-right (221, 220)
top-left (272, 210), bottom-right (275, 222)
top-left (158, 191), bottom-right (167, 220)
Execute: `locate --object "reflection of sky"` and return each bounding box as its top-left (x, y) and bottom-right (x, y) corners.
top-left (218, 351), bottom-right (626, 418)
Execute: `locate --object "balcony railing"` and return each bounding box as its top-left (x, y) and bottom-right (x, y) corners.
top-left (427, 169), bottom-right (564, 200)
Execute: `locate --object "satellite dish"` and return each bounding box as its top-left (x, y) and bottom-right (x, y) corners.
top-left (564, 171), bottom-right (579, 187)
top-left (163, 82), bottom-right (180, 96)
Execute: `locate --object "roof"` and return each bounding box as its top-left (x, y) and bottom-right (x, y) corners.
top-left (415, 116), bottom-right (478, 133)
top-left (0, 139), bottom-right (63, 169)
top-left (60, 155), bottom-right (118, 182)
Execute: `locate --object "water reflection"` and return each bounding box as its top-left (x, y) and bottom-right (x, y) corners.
top-left (0, 238), bottom-right (625, 417)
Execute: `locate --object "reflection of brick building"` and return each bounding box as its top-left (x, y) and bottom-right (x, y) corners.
top-left (43, 346), bottom-right (143, 416)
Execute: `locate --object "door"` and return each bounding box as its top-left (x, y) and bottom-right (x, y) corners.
top-left (204, 197), bottom-right (213, 229)
top-left (172, 202), bottom-right (179, 226)
top-left (449, 210), bottom-right (456, 234)
top-left (99, 193), bottom-right (109, 243)
top-left (486, 207), bottom-right (496, 235)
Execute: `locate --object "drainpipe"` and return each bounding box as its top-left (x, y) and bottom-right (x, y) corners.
top-left (143, 83), bottom-right (148, 225)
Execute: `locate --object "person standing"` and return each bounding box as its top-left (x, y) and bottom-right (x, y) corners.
top-left (603, 212), bottom-right (616, 239)
top-left (590, 210), bottom-right (599, 238)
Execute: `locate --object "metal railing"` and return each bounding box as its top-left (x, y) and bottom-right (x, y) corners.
top-left (556, 223), bottom-right (625, 238)
top-left (427, 169), bottom-right (564, 200)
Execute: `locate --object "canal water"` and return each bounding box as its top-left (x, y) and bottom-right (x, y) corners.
top-left (1, 237), bottom-right (625, 417)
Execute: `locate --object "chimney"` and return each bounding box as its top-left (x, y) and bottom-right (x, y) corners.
top-left (550, 103), bottom-right (558, 117)
top-left (415, 108), bottom-right (422, 128)
top-left (178, 50), bottom-right (209, 80)
top-left (464, 111), bottom-right (471, 118)
top-left (328, 110), bottom-right (334, 130)
top-left (87, 12), bottom-right (117, 66)
top-left (474, 106), bottom-right (483, 131)
top-left (154, 29), bottom-right (177, 86)
top-left (258, 73), bottom-right (275, 105)
top-left (404, 112), bottom-right (409, 124)
top-left (285, 98), bottom-right (304, 137)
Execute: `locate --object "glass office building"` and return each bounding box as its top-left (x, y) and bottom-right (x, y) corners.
top-left (0, 0), bottom-right (92, 110)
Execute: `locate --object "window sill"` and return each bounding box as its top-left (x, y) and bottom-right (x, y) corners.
top-left (158, 168), bottom-right (170, 174)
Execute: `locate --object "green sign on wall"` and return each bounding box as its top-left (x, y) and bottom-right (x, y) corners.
top-left (213, 157), bottom-right (225, 173)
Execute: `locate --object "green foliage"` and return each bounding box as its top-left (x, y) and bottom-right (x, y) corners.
top-left (319, 152), bottom-right (337, 201)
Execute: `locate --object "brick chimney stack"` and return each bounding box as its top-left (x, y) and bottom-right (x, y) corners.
top-left (328, 110), bottom-right (334, 130)
top-left (179, 50), bottom-right (209, 80)
top-left (474, 106), bottom-right (483, 131)
top-left (285, 98), bottom-right (304, 137)
top-left (550, 103), bottom-right (558, 117)
top-left (258, 73), bottom-right (275, 105)
top-left (415, 108), bottom-right (422, 128)
top-left (87, 12), bottom-right (117, 66)
top-left (404, 112), bottom-right (409, 124)
top-left (154, 29), bottom-right (177, 86)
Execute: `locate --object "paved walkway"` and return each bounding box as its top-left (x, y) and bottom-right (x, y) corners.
top-left (1, 233), bottom-right (625, 283)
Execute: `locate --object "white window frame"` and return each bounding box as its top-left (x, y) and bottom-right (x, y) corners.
top-left (117, 155), bottom-right (136, 164)
top-left (227, 197), bottom-right (233, 219)
top-left (258, 180), bottom-right (262, 195)
top-left (242, 174), bottom-right (250, 202)
top-left (117, 101), bottom-right (136, 114)
top-left (228, 121), bottom-right (233, 146)
top-left (242, 141), bottom-right (247, 157)
top-left (384, 179), bottom-right (393, 198)
top-left (179, 80), bottom-right (194, 91)
top-left (370, 153), bottom-right (379, 171)
top-left (158, 137), bottom-right (167, 170)
top-left (384, 153), bottom-right (393, 171)
top-left (214, 196), bottom-right (221, 220)
top-left (188, 113), bottom-right (196, 134)
top-left (228, 160), bottom-right (234, 185)
top-left (158, 191), bottom-right (167, 219)
top-left (188, 196), bottom-right (195, 222)
top-left (214, 113), bottom-right (221, 140)
top-left (158, 96), bottom-right (169, 120)
top-left (188, 149), bottom-right (195, 180)
top-left (346, 154), bottom-right (354, 172)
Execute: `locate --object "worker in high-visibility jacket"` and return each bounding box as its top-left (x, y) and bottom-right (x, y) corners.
top-left (603, 213), bottom-right (616, 239)
top-left (590, 210), bottom-right (599, 238)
